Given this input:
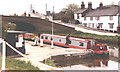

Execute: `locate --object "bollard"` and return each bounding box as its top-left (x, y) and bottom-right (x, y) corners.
top-left (40, 39), bottom-right (43, 47)
top-left (34, 36), bottom-right (39, 46)
top-left (51, 41), bottom-right (54, 49)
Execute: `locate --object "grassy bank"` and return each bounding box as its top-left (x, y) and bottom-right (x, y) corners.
top-left (71, 31), bottom-right (118, 41)
top-left (0, 57), bottom-right (39, 70)
top-left (44, 31), bottom-right (118, 41)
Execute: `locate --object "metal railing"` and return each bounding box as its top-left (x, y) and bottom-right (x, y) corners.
top-left (0, 39), bottom-right (62, 71)
top-left (0, 39), bottom-right (29, 72)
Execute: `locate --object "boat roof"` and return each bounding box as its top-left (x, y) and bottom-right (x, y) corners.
top-left (7, 30), bottom-right (27, 33)
top-left (41, 34), bottom-right (89, 42)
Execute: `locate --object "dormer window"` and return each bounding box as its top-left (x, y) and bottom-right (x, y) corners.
top-left (109, 16), bottom-right (113, 20)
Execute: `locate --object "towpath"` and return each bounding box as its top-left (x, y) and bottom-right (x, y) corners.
top-left (15, 40), bottom-right (88, 70)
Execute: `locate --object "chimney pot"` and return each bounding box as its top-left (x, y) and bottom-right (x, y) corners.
top-left (88, 2), bottom-right (92, 11)
top-left (81, 1), bottom-right (85, 9)
top-left (99, 2), bottom-right (103, 9)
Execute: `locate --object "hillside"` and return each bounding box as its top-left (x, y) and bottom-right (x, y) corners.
top-left (2, 16), bottom-right (75, 34)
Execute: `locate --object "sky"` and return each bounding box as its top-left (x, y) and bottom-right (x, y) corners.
top-left (0, 0), bottom-right (119, 16)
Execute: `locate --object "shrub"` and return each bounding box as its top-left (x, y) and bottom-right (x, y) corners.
top-left (61, 16), bottom-right (71, 23)
top-left (43, 59), bottom-right (56, 67)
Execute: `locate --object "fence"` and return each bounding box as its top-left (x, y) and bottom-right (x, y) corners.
top-left (0, 39), bottom-right (29, 72)
top-left (0, 39), bottom-right (63, 72)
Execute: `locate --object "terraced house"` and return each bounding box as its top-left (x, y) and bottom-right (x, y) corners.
top-left (74, 2), bottom-right (120, 32)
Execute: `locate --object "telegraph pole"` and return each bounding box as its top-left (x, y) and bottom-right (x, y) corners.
top-left (51, 6), bottom-right (54, 49)
top-left (30, 4), bottom-right (33, 13)
top-left (45, 3), bottom-right (47, 16)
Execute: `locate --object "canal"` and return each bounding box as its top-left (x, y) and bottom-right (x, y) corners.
top-left (48, 46), bottom-right (120, 70)
top-left (41, 43), bottom-right (120, 70)
top-left (50, 54), bottom-right (119, 70)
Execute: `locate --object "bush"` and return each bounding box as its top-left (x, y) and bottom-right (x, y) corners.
top-left (61, 16), bottom-right (71, 23)
top-left (68, 20), bottom-right (80, 24)
top-left (43, 59), bottom-right (56, 67)
top-left (45, 17), bottom-right (49, 21)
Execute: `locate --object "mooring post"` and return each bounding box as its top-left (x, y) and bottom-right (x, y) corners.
top-left (2, 40), bottom-right (6, 72)
top-left (40, 38), bottom-right (43, 47)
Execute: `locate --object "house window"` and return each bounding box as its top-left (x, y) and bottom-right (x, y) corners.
top-left (109, 16), bottom-right (113, 20)
top-left (83, 23), bottom-right (87, 27)
top-left (109, 23), bottom-right (114, 29)
top-left (92, 23), bottom-right (94, 28)
top-left (98, 23), bottom-right (103, 29)
top-left (77, 14), bottom-right (79, 19)
top-left (88, 23), bottom-right (91, 27)
top-left (90, 17), bottom-right (93, 20)
top-left (84, 17), bottom-right (86, 20)
top-left (95, 17), bottom-right (99, 20)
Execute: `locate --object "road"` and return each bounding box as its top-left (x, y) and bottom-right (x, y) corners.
top-left (53, 20), bottom-right (119, 36)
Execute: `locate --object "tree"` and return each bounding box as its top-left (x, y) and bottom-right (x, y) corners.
top-left (65, 4), bottom-right (80, 20)
top-left (1, 23), bottom-right (7, 39)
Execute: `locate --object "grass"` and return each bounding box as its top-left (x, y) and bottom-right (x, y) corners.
top-left (71, 31), bottom-right (118, 41)
top-left (43, 59), bottom-right (56, 67)
top-left (0, 57), bottom-right (39, 70)
top-left (44, 31), bottom-right (118, 41)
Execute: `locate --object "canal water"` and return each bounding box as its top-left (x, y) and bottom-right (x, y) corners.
top-left (51, 54), bottom-right (120, 70)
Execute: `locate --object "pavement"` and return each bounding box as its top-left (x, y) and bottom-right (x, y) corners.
top-left (53, 20), bottom-right (119, 36)
top-left (15, 40), bottom-right (87, 70)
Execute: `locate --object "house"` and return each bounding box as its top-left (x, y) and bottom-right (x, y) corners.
top-left (74, 2), bottom-right (94, 24)
top-left (74, 2), bottom-right (120, 32)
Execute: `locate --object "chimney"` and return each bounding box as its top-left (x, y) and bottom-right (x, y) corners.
top-left (24, 12), bottom-right (26, 16)
top-left (99, 2), bottom-right (103, 9)
top-left (81, 1), bottom-right (85, 9)
top-left (88, 2), bottom-right (92, 11)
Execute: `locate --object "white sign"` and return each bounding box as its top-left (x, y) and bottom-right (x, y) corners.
top-left (18, 34), bottom-right (23, 42)
top-left (16, 42), bottom-right (22, 47)
top-left (0, 38), bottom-right (3, 43)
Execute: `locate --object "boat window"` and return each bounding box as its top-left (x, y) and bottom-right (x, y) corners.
top-left (45, 36), bottom-right (48, 40)
top-left (51, 37), bottom-right (53, 40)
top-left (59, 39), bottom-right (61, 42)
top-left (69, 40), bottom-right (71, 44)
top-left (79, 42), bottom-right (84, 46)
top-left (41, 36), bottom-right (44, 39)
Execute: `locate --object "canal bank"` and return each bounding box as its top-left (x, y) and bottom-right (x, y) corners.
top-left (15, 40), bottom-right (93, 70)
top-left (14, 40), bottom-right (120, 71)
